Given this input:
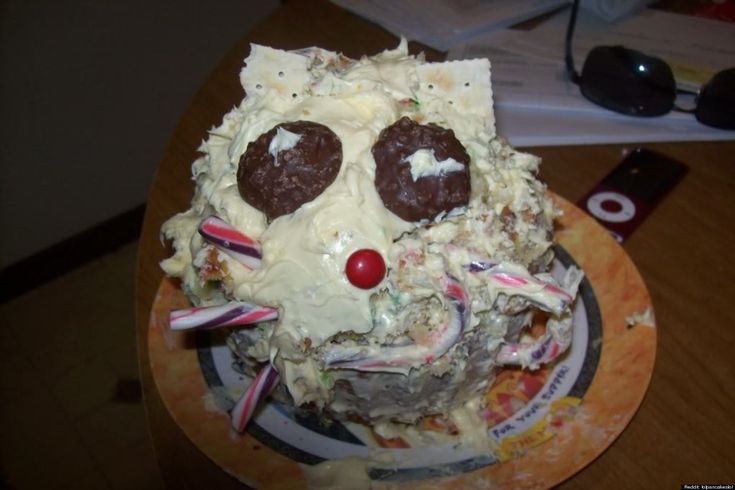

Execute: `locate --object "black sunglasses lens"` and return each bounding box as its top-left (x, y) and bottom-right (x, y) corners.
top-left (579, 46), bottom-right (676, 117)
top-left (696, 68), bottom-right (735, 130)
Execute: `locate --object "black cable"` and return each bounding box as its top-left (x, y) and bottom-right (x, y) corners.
top-left (565, 0), bottom-right (581, 84)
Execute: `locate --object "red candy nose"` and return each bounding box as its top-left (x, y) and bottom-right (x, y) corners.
top-left (345, 249), bottom-right (386, 289)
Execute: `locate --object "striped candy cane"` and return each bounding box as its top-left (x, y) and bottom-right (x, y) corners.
top-left (469, 261), bottom-right (573, 316)
top-left (496, 314), bottom-right (573, 368)
top-left (231, 364), bottom-right (280, 432)
top-left (169, 302), bottom-right (278, 331)
top-left (495, 266), bottom-right (583, 369)
top-left (324, 275), bottom-right (469, 372)
top-left (198, 216), bottom-right (262, 269)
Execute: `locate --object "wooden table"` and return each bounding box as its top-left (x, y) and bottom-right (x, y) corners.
top-left (135, 1), bottom-right (735, 487)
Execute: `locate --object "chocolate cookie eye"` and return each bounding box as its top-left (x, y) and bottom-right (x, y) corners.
top-left (372, 117), bottom-right (470, 222)
top-left (237, 121), bottom-right (342, 220)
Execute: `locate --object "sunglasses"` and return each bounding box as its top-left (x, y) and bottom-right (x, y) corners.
top-left (564, 0), bottom-right (735, 130)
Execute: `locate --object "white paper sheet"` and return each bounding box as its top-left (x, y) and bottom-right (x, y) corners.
top-left (495, 106), bottom-right (735, 147)
top-left (331, 0), bottom-right (570, 51)
top-left (449, 8), bottom-right (735, 146)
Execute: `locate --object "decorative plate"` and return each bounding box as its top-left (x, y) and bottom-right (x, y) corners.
top-left (148, 194), bottom-right (656, 489)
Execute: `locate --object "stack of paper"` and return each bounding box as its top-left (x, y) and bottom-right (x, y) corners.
top-left (331, 0), bottom-right (569, 51)
top-left (448, 8), bottom-right (735, 146)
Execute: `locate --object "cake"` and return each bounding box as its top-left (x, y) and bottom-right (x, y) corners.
top-left (160, 40), bottom-right (582, 430)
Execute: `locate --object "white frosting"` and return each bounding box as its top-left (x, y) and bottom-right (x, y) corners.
top-left (161, 41), bottom-right (561, 416)
top-left (403, 148), bottom-right (465, 181)
top-left (268, 127), bottom-right (301, 166)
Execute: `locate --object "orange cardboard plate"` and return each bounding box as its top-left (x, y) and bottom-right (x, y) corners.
top-left (148, 194), bottom-right (656, 489)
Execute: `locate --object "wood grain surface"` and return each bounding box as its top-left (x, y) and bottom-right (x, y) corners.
top-left (135, 1), bottom-right (735, 487)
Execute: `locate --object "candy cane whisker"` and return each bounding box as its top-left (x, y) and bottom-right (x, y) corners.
top-left (324, 275), bottom-right (469, 373)
top-left (198, 216), bottom-right (262, 269)
top-left (169, 302), bottom-right (278, 330)
top-left (495, 266), bottom-right (583, 369)
top-left (496, 311), bottom-right (574, 369)
top-left (231, 364), bottom-right (280, 432)
top-left (468, 261), bottom-right (578, 316)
